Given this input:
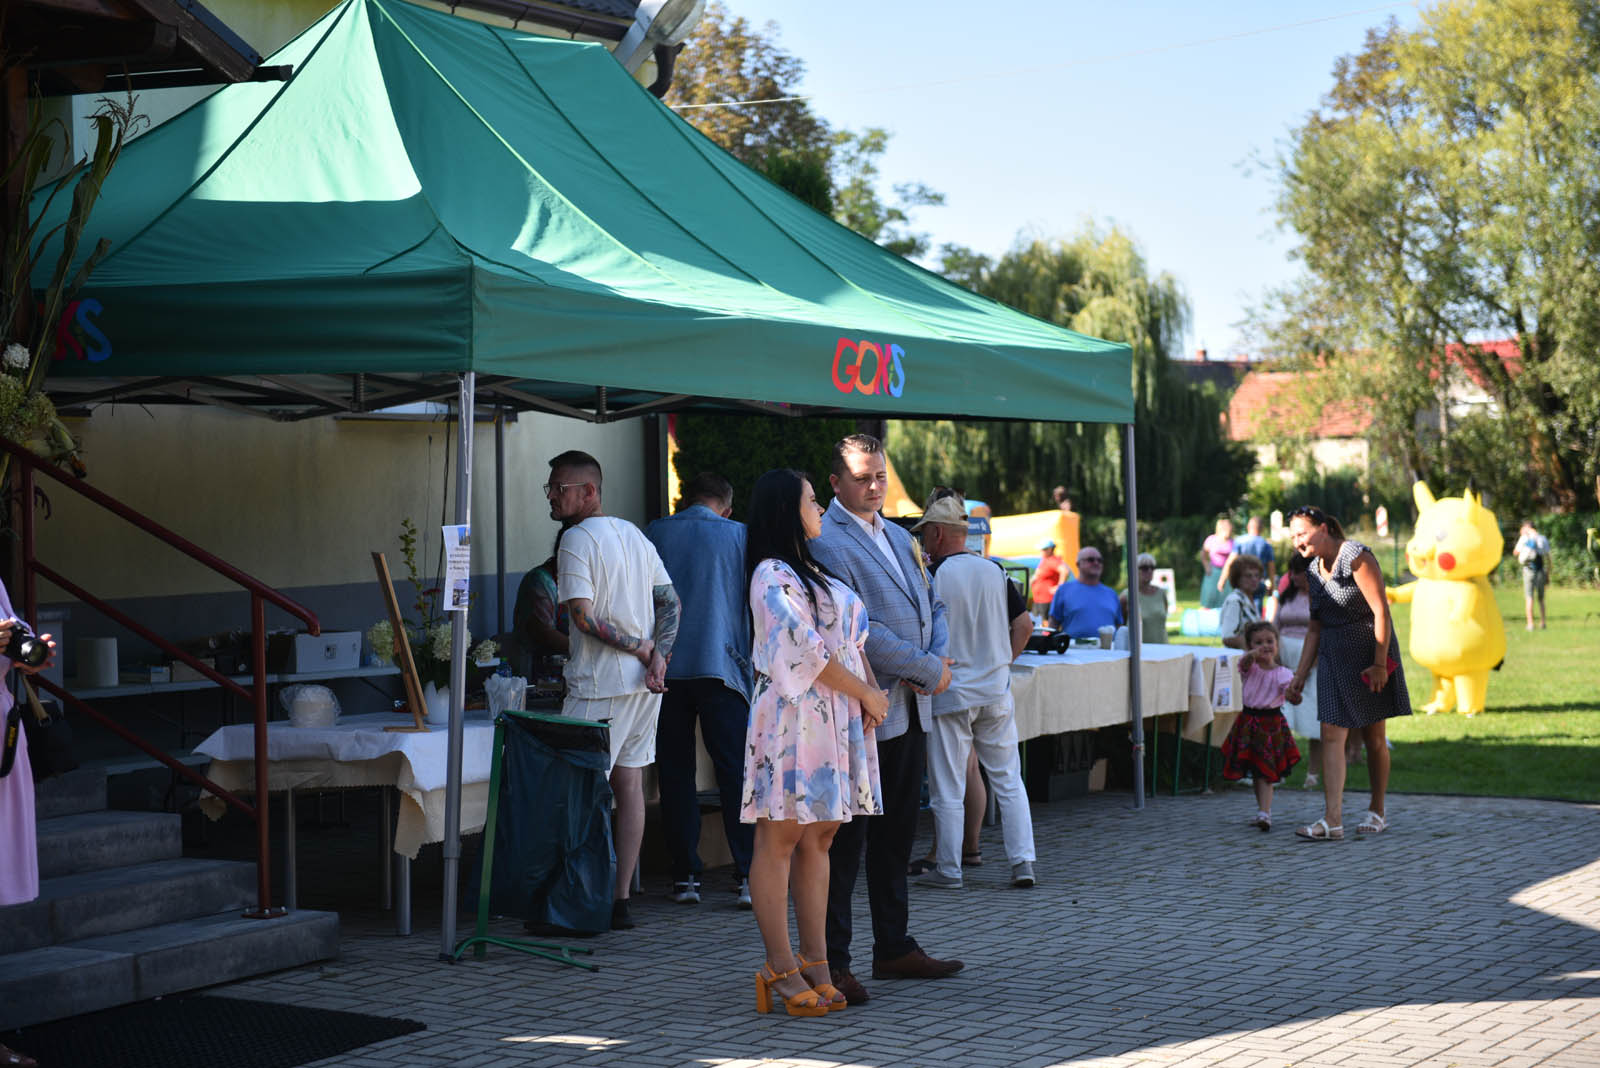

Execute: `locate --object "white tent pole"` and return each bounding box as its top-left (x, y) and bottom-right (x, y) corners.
top-left (1124, 422), bottom-right (1146, 810)
top-left (440, 372), bottom-right (474, 958)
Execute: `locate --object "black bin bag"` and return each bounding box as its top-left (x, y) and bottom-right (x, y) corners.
top-left (483, 715), bottom-right (616, 935)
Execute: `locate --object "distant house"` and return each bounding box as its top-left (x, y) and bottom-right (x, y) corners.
top-left (1223, 339), bottom-right (1522, 475)
top-left (1226, 368), bottom-right (1373, 474)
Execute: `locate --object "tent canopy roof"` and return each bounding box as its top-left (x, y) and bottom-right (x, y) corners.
top-left (40, 0), bottom-right (1132, 424)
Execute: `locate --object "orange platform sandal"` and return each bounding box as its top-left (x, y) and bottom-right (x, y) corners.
top-left (797, 955), bottom-right (847, 1011)
top-left (755, 962), bottom-right (830, 1017)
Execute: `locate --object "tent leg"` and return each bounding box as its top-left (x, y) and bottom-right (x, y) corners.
top-left (440, 372), bottom-right (475, 960)
top-left (495, 403), bottom-right (506, 639)
top-left (1124, 423), bottom-right (1146, 811)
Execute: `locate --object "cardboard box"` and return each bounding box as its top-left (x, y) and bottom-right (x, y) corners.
top-left (288, 631), bottom-right (362, 674)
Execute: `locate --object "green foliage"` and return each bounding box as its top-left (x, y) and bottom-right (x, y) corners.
top-left (671, 413), bottom-right (856, 517)
top-left (1492, 511), bottom-right (1600, 588)
top-left (829, 128), bottom-right (944, 259)
top-left (888, 225), bottom-right (1253, 519)
top-left (761, 150), bottom-right (832, 213)
top-left (1264, 0), bottom-right (1600, 512)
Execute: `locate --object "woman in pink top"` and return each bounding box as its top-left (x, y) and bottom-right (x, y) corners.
top-left (1219, 621), bottom-right (1301, 831)
top-left (1199, 517), bottom-right (1234, 609)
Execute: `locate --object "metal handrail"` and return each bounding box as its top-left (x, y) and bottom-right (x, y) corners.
top-left (2, 436), bottom-right (321, 918)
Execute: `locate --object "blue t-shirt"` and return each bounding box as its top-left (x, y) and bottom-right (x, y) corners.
top-left (1234, 533), bottom-right (1274, 570)
top-left (1047, 580), bottom-right (1124, 639)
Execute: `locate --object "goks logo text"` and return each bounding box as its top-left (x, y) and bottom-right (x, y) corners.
top-left (831, 337), bottom-right (906, 397)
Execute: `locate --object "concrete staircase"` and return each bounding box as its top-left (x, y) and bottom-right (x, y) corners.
top-left (0, 768), bottom-right (339, 1029)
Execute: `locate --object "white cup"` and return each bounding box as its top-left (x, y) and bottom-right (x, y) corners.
top-left (1097, 625), bottom-right (1115, 649)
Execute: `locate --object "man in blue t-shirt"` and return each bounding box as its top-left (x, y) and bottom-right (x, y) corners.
top-left (1047, 546), bottom-right (1124, 639)
top-left (1230, 516), bottom-right (1275, 608)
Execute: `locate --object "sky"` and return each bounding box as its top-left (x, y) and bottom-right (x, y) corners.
top-left (712, 1), bottom-right (1424, 360)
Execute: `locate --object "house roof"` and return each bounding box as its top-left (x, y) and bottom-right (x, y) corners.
top-left (1226, 370), bottom-right (1372, 441)
top-left (1170, 355), bottom-right (1251, 393)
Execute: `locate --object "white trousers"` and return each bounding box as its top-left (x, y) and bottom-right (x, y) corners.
top-left (927, 693), bottom-right (1035, 878)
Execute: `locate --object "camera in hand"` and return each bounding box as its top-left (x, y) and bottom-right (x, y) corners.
top-left (4, 625), bottom-right (49, 668)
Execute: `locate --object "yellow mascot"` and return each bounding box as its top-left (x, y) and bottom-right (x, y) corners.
top-left (1386, 482), bottom-right (1507, 715)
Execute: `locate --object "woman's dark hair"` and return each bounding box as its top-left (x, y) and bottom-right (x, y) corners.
top-left (1279, 551), bottom-right (1310, 603)
top-left (746, 468), bottom-right (838, 614)
top-left (538, 527), bottom-right (565, 577)
top-left (1289, 504), bottom-right (1345, 541)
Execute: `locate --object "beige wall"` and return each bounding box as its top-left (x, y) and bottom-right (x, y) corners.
top-left (38, 406), bottom-right (645, 601)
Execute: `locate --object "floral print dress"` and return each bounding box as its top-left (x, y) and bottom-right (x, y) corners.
top-left (740, 559), bottom-right (882, 824)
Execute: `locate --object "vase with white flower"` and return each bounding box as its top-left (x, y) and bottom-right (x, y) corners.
top-left (368, 519), bottom-right (496, 725)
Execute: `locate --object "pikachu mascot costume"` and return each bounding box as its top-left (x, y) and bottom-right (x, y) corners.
top-left (1386, 482), bottom-right (1507, 716)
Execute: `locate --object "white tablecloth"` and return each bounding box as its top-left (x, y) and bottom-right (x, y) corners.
top-left (1008, 643), bottom-right (1244, 743)
top-left (194, 711), bottom-right (496, 858)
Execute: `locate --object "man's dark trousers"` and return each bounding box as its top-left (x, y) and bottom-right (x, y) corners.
top-left (656, 677), bottom-right (753, 882)
top-left (825, 693), bottom-right (924, 971)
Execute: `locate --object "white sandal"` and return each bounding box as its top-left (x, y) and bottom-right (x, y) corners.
top-left (1295, 817), bottom-right (1343, 841)
top-left (1356, 810), bottom-right (1388, 835)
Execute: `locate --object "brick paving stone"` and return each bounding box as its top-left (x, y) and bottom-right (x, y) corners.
top-left (178, 790), bottom-right (1600, 1068)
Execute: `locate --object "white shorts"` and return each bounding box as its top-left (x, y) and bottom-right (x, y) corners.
top-left (564, 691), bottom-right (662, 769)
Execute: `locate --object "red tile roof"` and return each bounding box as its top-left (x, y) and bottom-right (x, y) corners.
top-left (1226, 370), bottom-right (1372, 441)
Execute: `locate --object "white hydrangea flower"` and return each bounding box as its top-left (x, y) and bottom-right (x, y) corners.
top-left (3, 343), bottom-right (29, 371)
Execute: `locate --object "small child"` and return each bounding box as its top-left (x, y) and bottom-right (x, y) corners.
top-left (1220, 621), bottom-right (1302, 830)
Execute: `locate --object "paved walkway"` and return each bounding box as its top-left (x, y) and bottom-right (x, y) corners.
top-left (218, 789), bottom-right (1600, 1067)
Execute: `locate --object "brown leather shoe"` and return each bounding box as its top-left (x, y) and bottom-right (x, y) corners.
top-left (871, 948), bottom-right (964, 979)
top-left (829, 967), bottom-right (870, 1005)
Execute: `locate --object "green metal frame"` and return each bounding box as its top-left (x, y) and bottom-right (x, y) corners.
top-left (1144, 715), bottom-right (1214, 796)
top-left (451, 709), bottom-right (610, 971)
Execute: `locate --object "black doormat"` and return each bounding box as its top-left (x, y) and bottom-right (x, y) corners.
top-left (4, 994), bottom-right (426, 1068)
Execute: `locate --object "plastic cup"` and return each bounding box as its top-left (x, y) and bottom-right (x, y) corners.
top-left (1097, 625), bottom-right (1115, 649)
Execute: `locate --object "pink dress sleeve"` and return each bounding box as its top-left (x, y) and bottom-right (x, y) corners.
top-left (750, 560), bottom-right (831, 704)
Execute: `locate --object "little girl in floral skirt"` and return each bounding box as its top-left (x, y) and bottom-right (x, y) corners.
top-left (1220, 621), bottom-right (1302, 831)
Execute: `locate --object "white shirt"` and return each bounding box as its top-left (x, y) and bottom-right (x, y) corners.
top-left (846, 508), bottom-right (908, 586)
top-left (557, 515), bottom-right (672, 699)
top-left (930, 553), bottom-right (1014, 714)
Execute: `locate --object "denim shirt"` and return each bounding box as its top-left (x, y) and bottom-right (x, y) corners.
top-left (645, 504), bottom-right (753, 700)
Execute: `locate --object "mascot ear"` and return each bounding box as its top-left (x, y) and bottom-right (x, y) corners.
top-left (1463, 489), bottom-right (1480, 516)
top-left (1413, 481), bottom-right (1437, 513)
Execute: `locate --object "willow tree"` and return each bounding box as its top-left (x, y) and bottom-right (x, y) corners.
top-left (1265, 0), bottom-right (1600, 512)
top-left (889, 225), bottom-right (1251, 517)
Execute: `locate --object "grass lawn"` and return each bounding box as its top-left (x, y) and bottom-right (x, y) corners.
top-left (1169, 584), bottom-right (1600, 803)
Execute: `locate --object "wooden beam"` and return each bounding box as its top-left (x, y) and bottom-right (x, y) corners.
top-left (14, 0), bottom-right (144, 23)
top-left (23, 20), bottom-right (176, 66)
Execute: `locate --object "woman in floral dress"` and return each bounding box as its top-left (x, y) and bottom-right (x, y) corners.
top-left (742, 469), bottom-right (887, 1017)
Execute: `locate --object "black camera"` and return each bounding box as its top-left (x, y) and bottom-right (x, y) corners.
top-left (4, 623), bottom-right (49, 668)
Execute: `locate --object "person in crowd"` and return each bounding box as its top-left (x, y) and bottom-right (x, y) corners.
top-left (1514, 520), bottom-right (1552, 630)
top-left (1030, 539), bottom-right (1065, 618)
top-left (1220, 621), bottom-right (1302, 831)
top-left (742, 469), bottom-right (887, 1018)
top-left (0, 583), bottom-right (57, 1068)
top-left (646, 472), bottom-right (755, 909)
top-left (809, 433), bottom-right (962, 1005)
top-left (1200, 516), bottom-right (1234, 609)
top-left (1224, 516), bottom-right (1276, 609)
top-left (1218, 555), bottom-right (1265, 649)
top-left (1119, 552), bottom-right (1169, 644)
top-left (1266, 553), bottom-right (1322, 788)
top-left (912, 495), bottom-right (1037, 889)
top-left (1286, 505), bottom-right (1409, 841)
top-left (1050, 486), bottom-right (1082, 567)
top-left (507, 529), bottom-right (569, 678)
top-left (548, 450), bottom-right (680, 930)
top-left (908, 487), bottom-right (987, 877)
top-left (1047, 546), bottom-right (1123, 639)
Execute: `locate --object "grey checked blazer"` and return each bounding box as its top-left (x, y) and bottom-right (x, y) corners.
top-left (809, 499), bottom-right (948, 741)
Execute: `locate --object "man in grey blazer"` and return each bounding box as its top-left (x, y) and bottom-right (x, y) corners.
top-left (809, 433), bottom-right (963, 1004)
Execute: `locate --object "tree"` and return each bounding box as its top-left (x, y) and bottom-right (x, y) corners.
top-left (830, 128), bottom-right (944, 259)
top-left (671, 413), bottom-right (855, 517)
top-left (1264, 0), bottom-right (1600, 513)
top-left (888, 225), bottom-right (1253, 518)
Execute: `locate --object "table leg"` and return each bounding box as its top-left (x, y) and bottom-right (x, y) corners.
top-left (1172, 716), bottom-right (1182, 797)
top-left (285, 787), bottom-right (298, 911)
top-left (396, 853), bottom-right (412, 937)
top-left (381, 786), bottom-right (393, 911)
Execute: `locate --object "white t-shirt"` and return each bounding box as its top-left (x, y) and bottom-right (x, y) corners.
top-left (930, 553), bottom-right (1015, 714)
top-left (557, 515), bottom-right (672, 699)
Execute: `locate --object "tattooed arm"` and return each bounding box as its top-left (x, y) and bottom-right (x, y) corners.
top-left (566, 598), bottom-right (652, 661)
top-left (644, 583), bottom-right (680, 693)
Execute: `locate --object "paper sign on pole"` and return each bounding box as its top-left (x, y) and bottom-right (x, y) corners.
top-left (442, 524), bottom-right (471, 611)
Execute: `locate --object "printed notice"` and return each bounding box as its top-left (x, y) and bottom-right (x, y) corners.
top-left (1210, 653), bottom-right (1234, 711)
top-left (443, 524), bottom-right (471, 611)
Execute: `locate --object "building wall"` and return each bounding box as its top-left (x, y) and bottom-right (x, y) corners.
top-left (37, 406), bottom-right (646, 679)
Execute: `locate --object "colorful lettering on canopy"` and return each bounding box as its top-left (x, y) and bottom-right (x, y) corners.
top-left (50, 299), bottom-right (112, 363)
top-left (831, 338), bottom-right (906, 398)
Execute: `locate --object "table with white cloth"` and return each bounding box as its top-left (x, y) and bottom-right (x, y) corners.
top-left (194, 710), bottom-right (497, 934)
top-left (1008, 643), bottom-right (1244, 740)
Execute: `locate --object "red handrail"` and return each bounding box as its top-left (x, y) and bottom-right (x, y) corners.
top-left (2, 436), bottom-right (321, 918)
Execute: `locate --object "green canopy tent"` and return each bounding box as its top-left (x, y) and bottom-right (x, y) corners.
top-left (34, 0), bottom-right (1153, 951)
